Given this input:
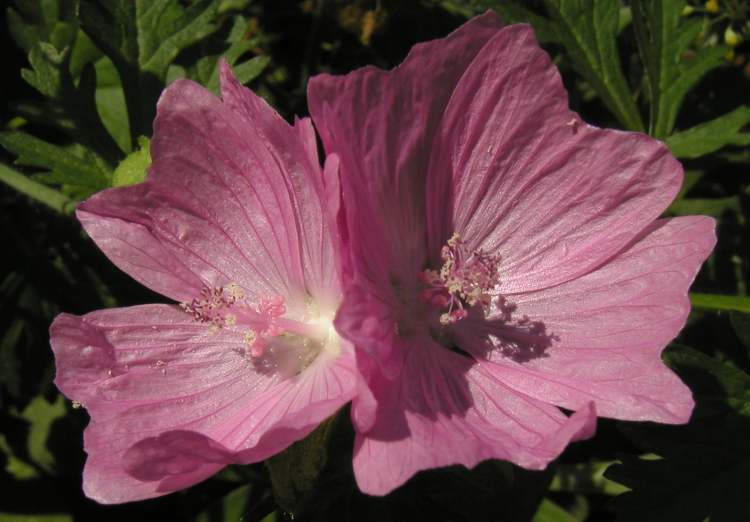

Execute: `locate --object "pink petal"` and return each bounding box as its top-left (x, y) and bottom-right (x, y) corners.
top-left (352, 339), bottom-right (595, 495)
top-left (426, 24), bottom-right (683, 293)
top-left (79, 66), bottom-right (340, 307)
top-left (454, 216), bottom-right (715, 424)
top-left (307, 12), bottom-right (503, 287)
top-left (50, 304), bottom-right (355, 503)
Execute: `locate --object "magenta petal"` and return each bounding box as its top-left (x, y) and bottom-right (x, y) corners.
top-left (308, 11), bottom-right (503, 286)
top-left (50, 305), bottom-right (355, 503)
top-left (79, 70), bottom-right (339, 306)
top-left (427, 25), bottom-right (683, 293)
top-left (352, 341), bottom-right (596, 495)
top-left (456, 216), bottom-right (715, 423)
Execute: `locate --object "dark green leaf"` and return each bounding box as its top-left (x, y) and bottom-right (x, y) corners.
top-left (731, 312), bottom-right (750, 351)
top-left (631, 0), bottom-right (728, 138)
top-left (267, 409), bottom-right (553, 522)
top-left (79, 0), bottom-right (223, 142)
top-left (18, 43), bottom-right (122, 165)
top-left (605, 347), bottom-right (750, 521)
top-left (542, 0), bottom-right (643, 131)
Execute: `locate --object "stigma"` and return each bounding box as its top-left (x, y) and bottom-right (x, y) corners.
top-left (419, 234), bottom-right (501, 324)
top-left (180, 284), bottom-right (339, 374)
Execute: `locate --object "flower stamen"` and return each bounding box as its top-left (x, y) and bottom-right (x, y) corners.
top-left (419, 234), bottom-right (501, 324)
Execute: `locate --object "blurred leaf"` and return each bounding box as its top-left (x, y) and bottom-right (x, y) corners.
top-left (631, 0), bottom-right (728, 139)
top-left (0, 163), bottom-right (73, 214)
top-left (192, 483), bottom-right (276, 522)
top-left (532, 499), bottom-right (579, 522)
top-left (669, 196), bottom-right (739, 217)
top-left (606, 347), bottom-right (750, 521)
top-left (7, 0), bottom-right (78, 53)
top-left (439, 1), bottom-right (559, 43)
top-left (667, 106), bottom-right (750, 158)
top-left (0, 320), bottom-right (25, 399)
top-left (0, 513), bottom-right (72, 522)
top-left (79, 0), bottom-right (223, 143)
top-left (542, 0), bottom-right (644, 131)
top-left (19, 395), bottom-right (67, 474)
top-left (731, 312), bottom-right (750, 350)
top-left (112, 136), bottom-right (150, 187)
top-left (691, 293), bottom-right (750, 313)
top-left (0, 131), bottom-right (111, 200)
top-left (549, 460), bottom-right (628, 495)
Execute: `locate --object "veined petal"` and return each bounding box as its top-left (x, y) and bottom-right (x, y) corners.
top-left (308, 11), bottom-right (504, 288)
top-left (352, 339), bottom-right (595, 495)
top-left (427, 24), bottom-right (683, 293)
top-left (50, 304), bottom-right (355, 503)
top-left (79, 66), bottom-right (340, 309)
top-left (454, 216), bottom-right (715, 423)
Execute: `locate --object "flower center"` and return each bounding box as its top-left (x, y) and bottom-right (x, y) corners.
top-left (180, 284), bottom-right (339, 375)
top-left (418, 234), bottom-right (501, 325)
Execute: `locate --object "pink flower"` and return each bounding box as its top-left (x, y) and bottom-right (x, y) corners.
top-left (49, 63), bottom-right (356, 503)
top-left (308, 13), bottom-right (716, 495)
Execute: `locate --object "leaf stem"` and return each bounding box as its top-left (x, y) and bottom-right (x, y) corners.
top-left (0, 162), bottom-right (74, 214)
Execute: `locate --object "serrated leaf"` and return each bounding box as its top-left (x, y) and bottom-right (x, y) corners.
top-left (189, 14), bottom-right (270, 93)
top-left (445, 1), bottom-right (643, 128)
top-left (79, 0), bottom-right (223, 142)
top-left (7, 0), bottom-right (78, 53)
top-left (0, 131), bottom-right (111, 200)
top-left (666, 106), bottom-right (750, 158)
top-left (632, 0), bottom-right (728, 138)
top-left (18, 43), bottom-right (122, 165)
top-left (542, 0), bottom-right (643, 131)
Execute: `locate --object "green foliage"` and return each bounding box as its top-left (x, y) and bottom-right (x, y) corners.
top-left (1, 1), bottom-right (750, 520)
top-left (541, 0), bottom-right (644, 132)
top-left (631, 0), bottom-right (728, 139)
top-left (112, 136), bottom-right (150, 187)
top-left (606, 344), bottom-right (750, 521)
top-left (78, 0), bottom-right (223, 143)
top-left (191, 14), bottom-right (270, 93)
top-left (666, 106), bottom-right (750, 159)
top-left (532, 500), bottom-right (579, 522)
top-left (0, 131), bottom-right (111, 200)
top-left (19, 42), bottom-right (121, 165)
top-left (690, 293), bottom-right (750, 314)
